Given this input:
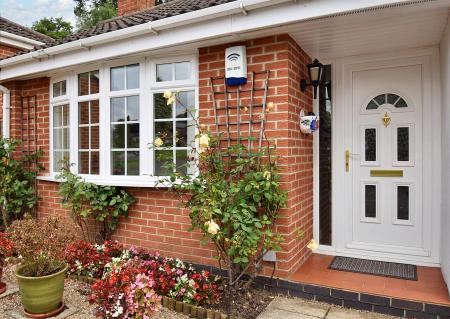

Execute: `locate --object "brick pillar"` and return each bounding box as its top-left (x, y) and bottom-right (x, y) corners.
top-left (198, 34), bottom-right (314, 277)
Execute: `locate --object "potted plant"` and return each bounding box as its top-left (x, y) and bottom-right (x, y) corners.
top-left (0, 231), bottom-right (14, 294)
top-left (8, 216), bottom-right (76, 317)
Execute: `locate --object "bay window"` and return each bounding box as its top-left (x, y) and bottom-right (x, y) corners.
top-left (49, 56), bottom-right (197, 185)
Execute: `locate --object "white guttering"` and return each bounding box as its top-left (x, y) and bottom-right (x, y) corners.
top-left (0, 0), bottom-right (295, 67)
top-left (0, 85), bottom-right (10, 138)
top-left (0, 0), bottom-right (418, 71)
top-left (0, 31), bottom-right (45, 50)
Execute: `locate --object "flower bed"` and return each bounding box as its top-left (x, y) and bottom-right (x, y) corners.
top-left (65, 240), bottom-right (221, 319)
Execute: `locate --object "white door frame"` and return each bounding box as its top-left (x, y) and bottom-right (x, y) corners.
top-left (313, 47), bottom-right (442, 266)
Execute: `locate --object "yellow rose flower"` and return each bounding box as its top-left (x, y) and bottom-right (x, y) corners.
top-left (153, 137), bottom-right (164, 147)
top-left (163, 90), bottom-right (173, 99)
top-left (307, 239), bottom-right (319, 251)
top-left (204, 220), bottom-right (220, 235)
top-left (198, 134), bottom-right (210, 152)
top-left (267, 102), bottom-right (275, 112)
top-left (263, 170), bottom-right (271, 181)
top-left (167, 96), bottom-right (176, 105)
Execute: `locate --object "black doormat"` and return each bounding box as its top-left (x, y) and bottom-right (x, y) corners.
top-left (329, 256), bottom-right (417, 281)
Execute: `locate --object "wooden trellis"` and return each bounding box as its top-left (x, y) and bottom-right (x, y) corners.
top-left (209, 70), bottom-right (270, 153)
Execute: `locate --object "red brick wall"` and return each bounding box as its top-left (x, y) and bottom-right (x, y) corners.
top-left (0, 44), bottom-right (20, 59)
top-left (198, 34), bottom-right (313, 277)
top-left (6, 34), bottom-right (314, 278)
top-left (118, 0), bottom-right (156, 15)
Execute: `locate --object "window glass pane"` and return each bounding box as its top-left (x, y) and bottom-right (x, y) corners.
top-left (366, 100), bottom-right (378, 110)
top-left (79, 152), bottom-right (89, 174)
top-left (397, 186), bottom-right (410, 220)
top-left (111, 124), bottom-right (125, 148)
top-left (175, 62), bottom-right (190, 80)
top-left (111, 97), bottom-right (125, 122)
top-left (155, 122), bottom-right (173, 146)
top-left (79, 127), bottom-right (90, 149)
top-left (79, 102), bottom-right (90, 125)
top-left (156, 63), bottom-right (172, 82)
top-left (91, 126), bottom-right (99, 149)
top-left (176, 91), bottom-right (194, 118)
top-left (154, 93), bottom-right (172, 119)
top-left (155, 150), bottom-right (173, 176)
top-left (127, 151), bottom-right (139, 175)
top-left (91, 100), bottom-right (100, 124)
top-left (126, 64), bottom-right (139, 89)
top-left (90, 70), bottom-right (99, 94)
top-left (175, 121), bottom-right (194, 147)
top-left (61, 80), bottom-right (67, 96)
top-left (176, 150), bottom-right (189, 174)
top-left (127, 96), bottom-right (139, 121)
top-left (365, 185), bottom-right (377, 218)
top-left (63, 128), bottom-right (70, 148)
top-left (54, 129), bottom-right (63, 149)
top-left (397, 127), bottom-right (409, 161)
top-left (395, 98), bottom-right (408, 108)
top-left (54, 151), bottom-right (64, 171)
top-left (53, 82), bottom-right (60, 98)
top-left (365, 128), bottom-right (376, 162)
top-left (374, 94), bottom-right (385, 106)
top-left (387, 93), bottom-right (400, 105)
top-left (78, 72), bottom-right (90, 96)
top-left (91, 152), bottom-right (100, 175)
top-left (53, 105), bottom-right (63, 127)
top-left (127, 124), bottom-right (140, 148)
top-left (111, 67), bottom-right (125, 91)
top-left (112, 151), bottom-right (125, 175)
top-left (63, 105), bottom-right (70, 126)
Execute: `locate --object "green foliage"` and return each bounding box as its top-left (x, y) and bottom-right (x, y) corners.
top-left (57, 166), bottom-right (134, 243)
top-left (31, 17), bottom-right (73, 40)
top-left (0, 138), bottom-right (42, 229)
top-left (74, 0), bottom-right (117, 30)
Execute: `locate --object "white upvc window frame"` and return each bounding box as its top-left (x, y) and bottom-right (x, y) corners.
top-left (46, 55), bottom-right (198, 187)
top-left (50, 76), bottom-right (71, 174)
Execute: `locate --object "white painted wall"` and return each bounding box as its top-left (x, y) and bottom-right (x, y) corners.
top-left (439, 13), bottom-right (450, 295)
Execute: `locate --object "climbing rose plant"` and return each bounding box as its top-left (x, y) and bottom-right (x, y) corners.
top-left (154, 91), bottom-right (287, 313)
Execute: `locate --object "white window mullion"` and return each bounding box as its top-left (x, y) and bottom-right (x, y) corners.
top-left (141, 58), bottom-right (151, 177)
top-left (100, 66), bottom-right (110, 179)
top-left (69, 75), bottom-right (78, 174)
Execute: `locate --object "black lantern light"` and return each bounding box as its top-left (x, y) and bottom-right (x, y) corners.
top-left (300, 59), bottom-right (323, 99)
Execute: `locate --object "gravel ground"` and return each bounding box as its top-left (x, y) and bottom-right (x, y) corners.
top-left (0, 264), bottom-right (187, 319)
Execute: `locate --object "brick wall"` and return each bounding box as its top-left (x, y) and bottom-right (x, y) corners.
top-left (118, 0), bottom-right (156, 15)
top-left (5, 34), bottom-right (314, 279)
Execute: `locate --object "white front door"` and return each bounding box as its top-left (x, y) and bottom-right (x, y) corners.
top-left (338, 54), bottom-right (437, 263)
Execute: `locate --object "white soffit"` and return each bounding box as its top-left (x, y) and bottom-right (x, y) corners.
top-left (287, 5), bottom-right (449, 60)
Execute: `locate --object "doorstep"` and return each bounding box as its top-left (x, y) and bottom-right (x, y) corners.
top-left (252, 254), bottom-right (450, 319)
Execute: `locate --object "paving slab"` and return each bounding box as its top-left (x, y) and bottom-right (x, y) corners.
top-left (268, 297), bottom-right (330, 318)
top-left (258, 308), bottom-right (320, 319)
top-left (7, 304), bottom-right (79, 319)
top-left (325, 307), bottom-right (392, 319)
top-left (0, 284), bottom-right (18, 299)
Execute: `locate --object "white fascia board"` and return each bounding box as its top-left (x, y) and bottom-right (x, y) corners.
top-left (0, 31), bottom-right (45, 49)
top-left (0, 0), bottom-right (427, 80)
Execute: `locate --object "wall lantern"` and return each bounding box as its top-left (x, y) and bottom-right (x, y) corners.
top-left (300, 59), bottom-right (323, 99)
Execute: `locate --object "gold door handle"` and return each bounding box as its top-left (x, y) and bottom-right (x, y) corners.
top-left (345, 149), bottom-right (350, 172)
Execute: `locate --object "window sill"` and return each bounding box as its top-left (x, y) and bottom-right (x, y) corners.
top-left (36, 175), bottom-right (173, 188)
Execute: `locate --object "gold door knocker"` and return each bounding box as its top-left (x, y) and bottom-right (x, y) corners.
top-left (382, 112), bottom-right (391, 127)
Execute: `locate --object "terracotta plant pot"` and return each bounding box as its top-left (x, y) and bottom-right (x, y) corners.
top-left (15, 264), bottom-right (68, 316)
